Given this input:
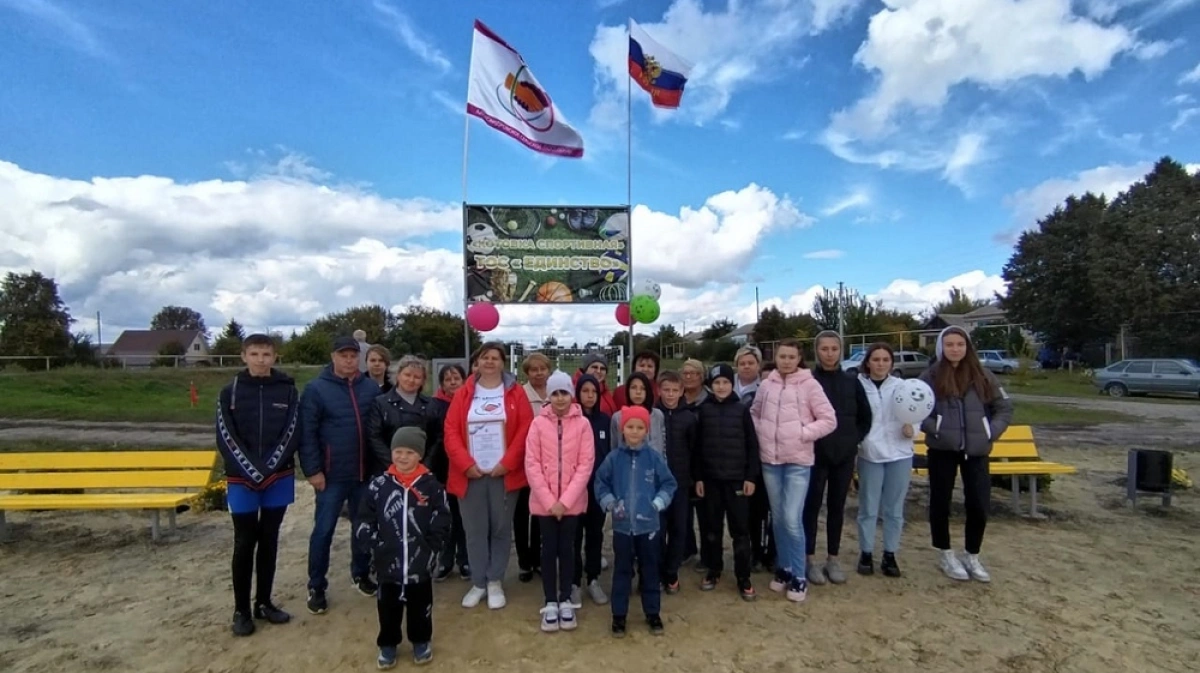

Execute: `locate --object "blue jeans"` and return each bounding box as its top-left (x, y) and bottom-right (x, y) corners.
top-left (307, 480), bottom-right (371, 592)
top-left (611, 531), bottom-right (661, 618)
top-left (856, 457), bottom-right (912, 554)
top-left (761, 463), bottom-right (811, 578)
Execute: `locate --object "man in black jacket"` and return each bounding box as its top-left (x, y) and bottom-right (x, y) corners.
top-left (215, 334), bottom-right (299, 637)
top-left (804, 331), bottom-right (872, 585)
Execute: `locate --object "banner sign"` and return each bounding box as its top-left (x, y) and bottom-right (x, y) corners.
top-left (464, 204), bottom-right (630, 304)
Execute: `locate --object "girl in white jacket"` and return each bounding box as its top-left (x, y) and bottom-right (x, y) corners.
top-left (855, 343), bottom-right (914, 578)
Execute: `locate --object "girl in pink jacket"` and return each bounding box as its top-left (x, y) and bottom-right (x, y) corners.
top-left (750, 339), bottom-right (837, 603)
top-left (525, 371), bottom-right (596, 633)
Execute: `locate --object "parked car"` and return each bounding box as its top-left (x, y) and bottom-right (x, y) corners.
top-left (1092, 358), bottom-right (1200, 398)
top-left (978, 349), bottom-right (1021, 375)
top-left (843, 349), bottom-right (929, 378)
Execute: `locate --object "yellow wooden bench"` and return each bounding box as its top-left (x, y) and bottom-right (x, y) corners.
top-left (0, 450), bottom-right (219, 541)
top-left (913, 425), bottom-right (1076, 517)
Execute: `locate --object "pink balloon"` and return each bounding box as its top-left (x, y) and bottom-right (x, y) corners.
top-left (466, 302), bottom-right (500, 332)
top-left (615, 303), bottom-right (634, 327)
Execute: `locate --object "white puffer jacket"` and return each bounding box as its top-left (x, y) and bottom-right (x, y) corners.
top-left (857, 375), bottom-right (915, 464)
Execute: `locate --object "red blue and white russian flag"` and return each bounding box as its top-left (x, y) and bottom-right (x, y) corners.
top-left (627, 19), bottom-right (693, 110)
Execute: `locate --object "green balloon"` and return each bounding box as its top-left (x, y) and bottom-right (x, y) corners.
top-left (630, 295), bottom-right (660, 323)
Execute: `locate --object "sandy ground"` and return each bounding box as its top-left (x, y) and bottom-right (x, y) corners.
top-left (0, 418), bottom-right (212, 447)
top-left (3, 413), bottom-right (1199, 673)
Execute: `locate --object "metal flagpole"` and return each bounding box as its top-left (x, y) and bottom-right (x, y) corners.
top-left (461, 35), bottom-right (474, 361)
top-left (625, 17), bottom-right (635, 377)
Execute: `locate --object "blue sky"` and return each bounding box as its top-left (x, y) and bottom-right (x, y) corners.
top-left (1, 0), bottom-right (1198, 344)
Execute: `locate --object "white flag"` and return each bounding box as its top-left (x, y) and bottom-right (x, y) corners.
top-left (466, 20), bottom-right (584, 159)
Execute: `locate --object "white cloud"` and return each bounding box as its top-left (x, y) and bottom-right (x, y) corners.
top-left (1003, 161), bottom-right (1151, 235)
top-left (0, 160), bottom-right (818, 346)
top-left (781, 129), bottom-right (806, 141)
top-left (224, 146), bottom-right (332, 182)
top-left (1187, 163), bottom-right (1200, 175)
top-left (1172, 107), bottom-right (1200, 130)
top-left (589, 0), bottom-right (824, 128)
top-left (810, 0), bottom-right (870, 32)
top-left (871, 270), bottom-right (1006, 314)
top-left (369, 0), bottom-right (452, 73)
top-left (1130, 38), bottom-right (1183, 60)
top-left (0, 0), bottom-right (109, 60)
top-left (1181, 62), bottom-right (1200, 85)
top-left (632, 183), bottom-right (813, 288)
top-left (1168, 93), bottom-right (1196, 106)
top-left (822, 0), bottom-right (1159, 185)
top-left (820, 189), bottom-right (870, 216)
top-left (802, 249), bottom-right (846, 259)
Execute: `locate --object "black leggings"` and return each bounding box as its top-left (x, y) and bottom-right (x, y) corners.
top-left (928, 450), bottom-right (990, 554)
top-left (514, 487), bottom-right (542, 572)
top-left (802, 459), bottom-right (855, 557)
top-left (231, 507), bottom-right (287, 613)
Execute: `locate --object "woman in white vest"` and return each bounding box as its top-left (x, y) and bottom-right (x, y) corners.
top-left (855, 342), bottom-right (914, 578)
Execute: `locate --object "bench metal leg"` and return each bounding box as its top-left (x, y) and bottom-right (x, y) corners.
top-left (0, 511), bottom-right (8, 543)
top-left (168, 509), bottom-right (177, 533)
top-left (1028, 476), bottom-right (1046, 519)
top-left (1010, 476), bottom-right (1020, 513)
top-left (150, 510), bottom-right (161, 542)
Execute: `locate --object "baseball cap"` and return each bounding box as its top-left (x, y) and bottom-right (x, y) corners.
top-left (332, 336), bottom-right (361, 353)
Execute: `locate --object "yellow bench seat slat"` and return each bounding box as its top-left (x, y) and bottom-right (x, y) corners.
top-left (0, 451), bottom-right (218, 471)
top-left (0, 469), bottom-right (214, 491)
top-left (914, 442), bottom-right (1043, 460)
top-left (0, 493), bottom-right (200, 511)
top-left (988, 461), bottom-right (1077, 476)
top-left (915, 425), bottom-right (1034, 444)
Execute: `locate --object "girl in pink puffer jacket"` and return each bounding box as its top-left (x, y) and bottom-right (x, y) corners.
top-left (749, 339), bottom-right (837, 603)
top-left (525, 371), bottom-right (596, 632)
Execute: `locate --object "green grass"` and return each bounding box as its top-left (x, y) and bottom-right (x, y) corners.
top-left (999, 368), bottom-right (1196, 403)
top-left (1013, 400), bottom-right (1138, 425)
top-left (0, 366), bottom-right (321, 423)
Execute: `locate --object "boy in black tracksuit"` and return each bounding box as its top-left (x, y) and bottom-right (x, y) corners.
top-left (694, 364), bottom-right (762, 601)
top-left (655, 371), bottom-right (699, 593)
top-left (356, 426), bottom-right (451, 669)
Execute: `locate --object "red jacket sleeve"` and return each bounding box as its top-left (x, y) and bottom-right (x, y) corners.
top-left (500, 385), bottom-right (534, 473)
top-left (444, 385), bottom-right (476, 476)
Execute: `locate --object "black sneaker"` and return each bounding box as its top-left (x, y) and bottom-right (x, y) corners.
top-left (231, 610), bottom-right (255, 637)
top-left (253, 600), bottom-right (291, 624)
top-left (700, 574), bottom-right (719, 591)
top-left (433, 565), bottom-right (452, 583)
top-left (413, 642), bottom-right (433, 665)
top-left (518, 568), bottom-right (535, 583)
top-left (611, 616), bottom-right (627, 638)
top-left (646, 614), bottom-right (664, 635)
top-left (353, 575), bottom-right (379, 597)
top-left (857, 552), bottom-right (875, 576)
top-left (307, 589), bottom-right (328, 615)
top-left (459, 564), bottom-right (472, 581)
top-left (881, 552), bottom-right (902, 578)
top-left (737, 578), bottom-right (757, 602)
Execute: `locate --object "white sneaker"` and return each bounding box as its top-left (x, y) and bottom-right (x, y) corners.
top-left (962, 553), bottom-right (991, 583)
top-left (539, 602), bottom-right (560, 632)
top-left (462, 585), bottom-right (487, 608)
top-left (558, 602), bottom-right (577, 631)
top-left (569, 584), bottom-right (582, 608)
top-left (600, 556), bottom-right (609, 571)
top-left (939, 550), bottom-right (969, 581)
top-left (587, 579), bottom-right (609, 605)
top-left (486, 581), bottom-right (506, 609)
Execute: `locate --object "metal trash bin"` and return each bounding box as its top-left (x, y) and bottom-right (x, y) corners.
top-left (1127, 448), bottom-right (1173, 507)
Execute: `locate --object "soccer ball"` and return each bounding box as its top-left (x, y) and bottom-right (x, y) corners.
top-left (599, 212), bottom-right (628, 240)
top-left (633, 278), bottom-right (660, 300)
top-left (465, 222), bottom-right (497, 253)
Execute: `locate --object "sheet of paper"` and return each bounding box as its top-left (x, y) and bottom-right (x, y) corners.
top-left (469, 422), bottom-right (505, 471)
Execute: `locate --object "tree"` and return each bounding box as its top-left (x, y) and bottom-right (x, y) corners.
top-left (150, 305), bottom-right (207, 334)
top-left (281, 328), bottom-right (333, 365)
top-left (211, 318), bottom-right (247, 356)
top-left (0, 271), bottom-right (73, 362)
top-left (752, 306), bottom-right (789, 343)
top-left (154, 340), bottom-right (187, 367)
top-left (308, 304), bottom-right (397, 343)
top-left (702, 318), bottom-right (738, 340)
top-left (643, 323), bottom-right (681, 356)
top-left (811, 288), bottom-right (883, 336)
top-left (931, 288), bottom-right (990, 316)
top-left (386, 306), bottom-right (480, 358)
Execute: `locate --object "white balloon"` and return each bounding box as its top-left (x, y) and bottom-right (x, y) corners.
top-left (634, 278), bottom-right (661, 299)
top-left (891, 378), bottom-right (936, 425)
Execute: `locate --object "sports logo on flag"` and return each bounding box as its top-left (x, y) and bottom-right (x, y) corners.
top-left (628, 20), bottom-right (693, 110)
top-left (467, 20), bottom-right (584, 158)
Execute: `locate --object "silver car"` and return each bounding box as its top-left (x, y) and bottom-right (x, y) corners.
top-left (842, 349), bottom-right (930, 378)
top-left (1093, 358), bottom-right (1200, 398)
top-left (978, 349), bottom-right (1021, 375)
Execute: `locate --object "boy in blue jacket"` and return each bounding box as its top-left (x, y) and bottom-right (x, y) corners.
top-left (594, 405), bottom-right (677, 638)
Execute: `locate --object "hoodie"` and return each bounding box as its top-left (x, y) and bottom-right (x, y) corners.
top-left (572, 366), bottom-right (618, 416)
top-left (215, 368), bottom-right (300, 490)
top-left (609, 372), bottom-right (667, 455)
top-left (919, 327), bottom-right (1015, 457)
top-left (575, 374), bottom-right (613, 468)
top-left (811, 364), bottom-right (873, 466)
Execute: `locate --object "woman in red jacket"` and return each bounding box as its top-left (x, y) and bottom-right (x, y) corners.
top-left (444, 342), bottom-right (535, 611)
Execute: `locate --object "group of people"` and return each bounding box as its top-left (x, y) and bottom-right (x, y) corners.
top-left (214, 325), bottom-right (1014, 668)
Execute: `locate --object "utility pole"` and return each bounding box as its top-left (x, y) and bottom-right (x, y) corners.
top-left (96, 311), bottom-right (102, 349)
top-left (755, 286), bottom-right (760, 322)
top-left (840, 284), bottom-right (846, 336)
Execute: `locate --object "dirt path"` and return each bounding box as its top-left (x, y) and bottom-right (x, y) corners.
top-left (0, 418), bottom-right (211, 447)
top-left (1008, 394), bottom-right (1200, 449)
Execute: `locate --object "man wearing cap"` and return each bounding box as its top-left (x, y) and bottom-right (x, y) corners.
top-left (299, 335), bottom-right (383, 615)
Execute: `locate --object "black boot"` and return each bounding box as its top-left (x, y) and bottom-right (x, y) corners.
top-left (857, 552), bottom-right (875, 576)
top-left (231, 610), bottom-right (256, 637)
top-left (881, 552), bottom-right (902, 578)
